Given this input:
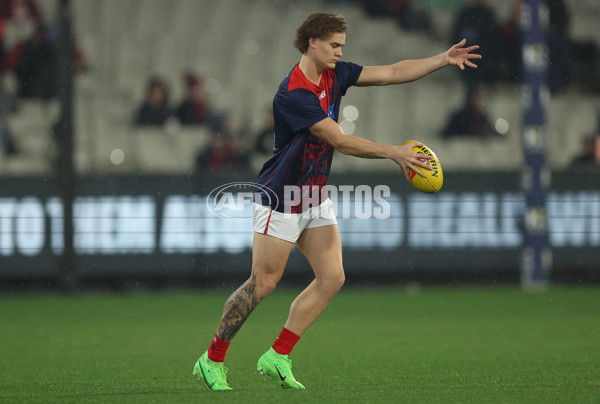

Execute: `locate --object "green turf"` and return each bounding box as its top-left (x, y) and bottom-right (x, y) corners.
top-left (1, 286), bottom-right (599, 403)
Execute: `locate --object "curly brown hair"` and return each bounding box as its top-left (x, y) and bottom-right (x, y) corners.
top-left (294, 13), bottom-right (348, 54)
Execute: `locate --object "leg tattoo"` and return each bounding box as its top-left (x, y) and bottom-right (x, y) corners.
top-left (216, 273), bottom-right (259, 342)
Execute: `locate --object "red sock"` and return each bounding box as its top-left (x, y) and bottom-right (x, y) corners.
top-left (272, 327), bottom-right (301, 355)
top-left (207, 334), bottom-right (230, 362)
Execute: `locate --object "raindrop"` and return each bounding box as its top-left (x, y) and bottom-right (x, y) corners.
top-left (495, 118), bottom-right (509, 135)
top-left (342, 105), bottom-right (359, 121)
top-left (339, 119), bottom-right (356, 135)
top-left (110, 149), bottom-right (125, 165)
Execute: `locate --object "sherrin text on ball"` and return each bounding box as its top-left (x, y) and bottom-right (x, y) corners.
top-left (403, 140), bottom-right (443, 193)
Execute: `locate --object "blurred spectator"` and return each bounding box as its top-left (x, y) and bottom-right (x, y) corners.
top-left (326, 0), bottom-right (355, 5)
top-left (4, 23), bottom-right (88, 77)
top-left (0, 74), bottom-right (17, 156)
top-left (360, 0), bottom-right (393, 18)
top-left (253, 107), bottom-right (274, 155)
top-left (0, 0), bottom-right (43, 56)
top-left (196, 112), bottom-right (250, 171)
top-left (0, 0), bottom-right (43, 26)
top-left (570, 135), bottom-right (599, 169)
top-left (44, 23), bottom-right (88, 73)
top-left (420, 0), bottom-right (463, 11)
top-left (500, 0), bottom-right (593, 93)
top-left (452, 0), bottom-right (501, 84)
top-left (441, 86), bottom-right (497, 138)
top-left (543, 0), bottom-right (573, 93)
top-left (386, 0), bottom-right (431, 34)
top-left (196, 135), bottom-right (249, 172)
top-left (0, 21), bottom-right (6, 71)
top-left (3, 24), bottom-right (57, 99)
top-left (545, 28), bottom-right (572, 93)
top-left (175, 72), bottom-right (212, 125)
top-left (545, 0), bottom-right (600, 92)
top-left (359, 0), bottom-right (431, 34)
top-left (546, 0), bottom-right (569, 37)
top-left (134, 77), bottom-right (171, 126)
top-left (209, 112), bottom-right (236, 138)
top-left (498, 0), bottom-right (522, 82)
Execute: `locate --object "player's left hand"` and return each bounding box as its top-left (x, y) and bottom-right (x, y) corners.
top-left (446, 39), bottom-right (481, 70)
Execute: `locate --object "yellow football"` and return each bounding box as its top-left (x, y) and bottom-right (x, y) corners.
top-left (402, 140), bottom-right (443, 193)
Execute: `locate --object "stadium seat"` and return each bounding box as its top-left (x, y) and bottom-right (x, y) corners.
top-left (2, 0), bottom-right (598, 176)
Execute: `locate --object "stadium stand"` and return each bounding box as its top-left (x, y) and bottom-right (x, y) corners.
top-left (0, 0), bottom-right (597, 175)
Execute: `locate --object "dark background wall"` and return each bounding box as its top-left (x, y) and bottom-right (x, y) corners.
top-left (1, 172), bottom-right (597, 287)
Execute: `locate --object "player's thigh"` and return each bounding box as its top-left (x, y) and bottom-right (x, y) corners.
top-left (295, 224), bottom-right (344, 280)
top-left (252, 232), bottom-right (293, 280)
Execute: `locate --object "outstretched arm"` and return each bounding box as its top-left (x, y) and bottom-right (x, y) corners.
top-left (309, 117), bottom-right (432, 181)
top-left (355, 39), bottom-right (481, 86)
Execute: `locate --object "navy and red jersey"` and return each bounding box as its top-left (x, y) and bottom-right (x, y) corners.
top-left (255, 61), bottom-right (363, 212)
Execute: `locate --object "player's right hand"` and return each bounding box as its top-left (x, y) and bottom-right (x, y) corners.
top-left (391, 142), bottom-right (433, 182)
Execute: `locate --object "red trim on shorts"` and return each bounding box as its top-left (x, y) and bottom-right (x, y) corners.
top-left (263, 210), bottom-right (273, 235)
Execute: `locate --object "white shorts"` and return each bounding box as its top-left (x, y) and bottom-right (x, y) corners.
top-left (253, 198), bottom-right (337, 243)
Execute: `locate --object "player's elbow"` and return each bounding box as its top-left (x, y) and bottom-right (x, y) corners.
top-left (311, 126), bottom-right (348, 154)
top-left (334, 142), bottom-right (352, 155)
top-left (332, 135), bottom-right (356, 155)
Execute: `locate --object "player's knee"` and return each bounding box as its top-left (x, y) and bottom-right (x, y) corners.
top-left (256, 280), bottom-right (277, 302)
top-left (252, 261), bottom-right (284, 301)
top-left (255, 274), bottom-right (279, 302)
top-left (320, 269), bottom-right (345, 294)
top-left (333, 271), bottom-right (345, 291)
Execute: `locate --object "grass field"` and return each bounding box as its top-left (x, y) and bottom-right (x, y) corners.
top-left (1, 286), bottom-right (599, 403)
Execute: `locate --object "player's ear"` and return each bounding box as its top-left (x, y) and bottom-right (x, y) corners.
top-left (309, 37), bottom-right (319, 49)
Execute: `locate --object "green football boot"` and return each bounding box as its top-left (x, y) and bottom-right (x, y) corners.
top-left (193, 352), bottom-right (232, 391)
top-left (257, 348), bottom-right (305, 389)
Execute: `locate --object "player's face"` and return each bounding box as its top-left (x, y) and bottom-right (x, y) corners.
top-left (312, 32), bottom-right (345, 70)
